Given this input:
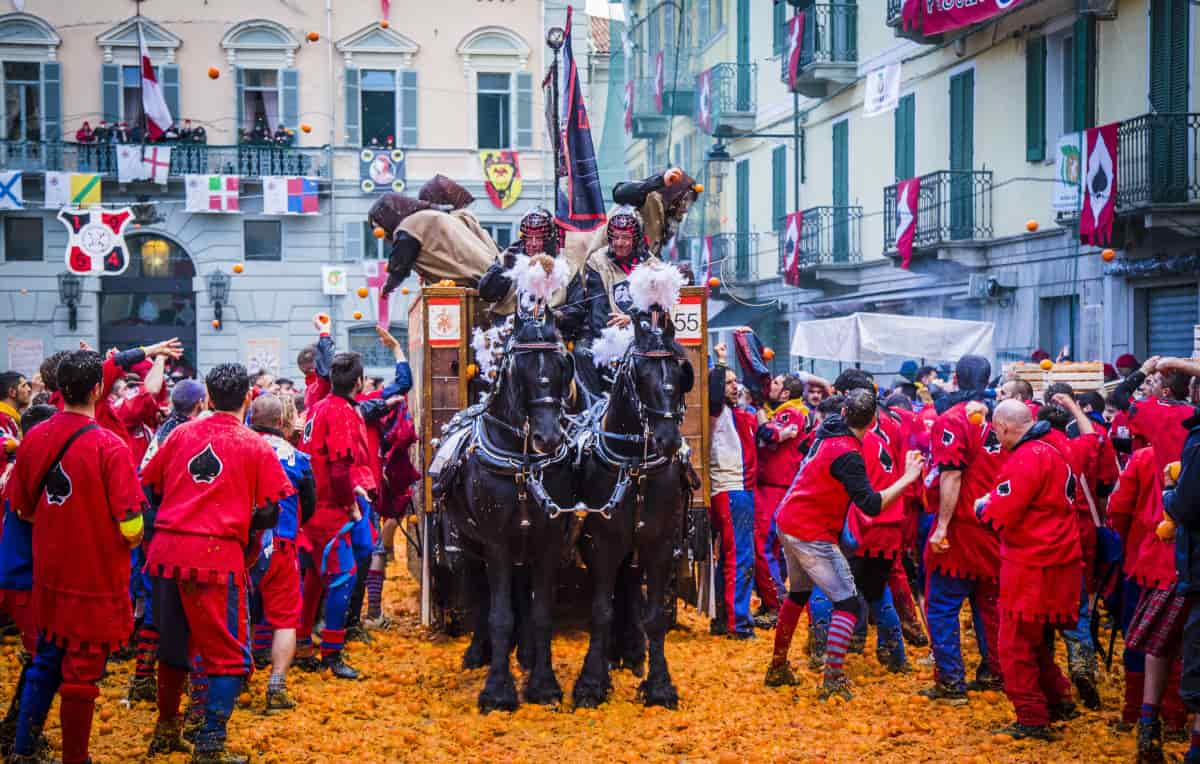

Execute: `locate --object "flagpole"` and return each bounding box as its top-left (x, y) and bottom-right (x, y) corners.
top-left (136, 4), bottom-right (146, 155)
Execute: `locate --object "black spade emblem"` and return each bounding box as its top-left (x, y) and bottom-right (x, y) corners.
top-left (1065, 472), bottom-right (1077, 502)
top-left (874, 423), bottom-right (891, 444)
top-left (878, 443), bottom-right (894, 472)
top-left (1091, 166), bottom-right (1108, 195)
top-left (187, 444), bottom-right (223, 484)
top-left (996, 480), bottom-right (1011, 497)
top-left (984, 430), bottom-right (1002, 455)
top-left (941, 429), bottom-right (955, 446)
top-left (44, 463), bottom-right (72, 505)
top-left (303, 418), bottom-right (314, 444)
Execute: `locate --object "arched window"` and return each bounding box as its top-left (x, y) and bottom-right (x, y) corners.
top-left (221, 20), bottom-right (301, 137)
top-left (456, 27), bottom-right (533, 150)
top-left (0, 13), bottom-right (61, 142)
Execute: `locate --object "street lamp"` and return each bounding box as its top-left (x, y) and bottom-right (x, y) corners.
top-left (705, 141), bottom-right (733, 195)
top-left (546, 26), bottom-right (566, 51)
top-left (58, 272), bottom-right (81, 331)
top-left (208, 271), bottom-right (231, 330)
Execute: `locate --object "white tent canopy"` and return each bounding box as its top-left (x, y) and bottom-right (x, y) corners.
top-left (790, 312), bottom-right (995, 365)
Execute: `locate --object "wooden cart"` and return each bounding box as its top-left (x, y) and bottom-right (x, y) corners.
top-left (405, 285), bottom-right (713, 629)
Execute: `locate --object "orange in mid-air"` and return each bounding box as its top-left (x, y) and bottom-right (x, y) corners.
top-left (968, 411), bottom-right (985, 426)
top-left (762, 347), bottom-right (775, 361)
top-left (1039, 358), bottom-right (1053, 370)
top-left (208, 67), bottom-right (220, 79)
top-left (232, 263), bottom-right (244, 274)
top-left (211, 319), bottom-right (221, 329)
top-left (373, 227), bottom-right (387, 239)
top-left (357, 287), bottom-right (370, 298)
top-left (1025, 219), bottom-right (1039, 232)
top-left (353, 311), bottom-right (363, 320)
top-left (306, 31), bottom-right (320, 42)
top-left (1102, 248), bottom-right (1116, 262)
top-left (708, 277), bottom-right (720, 288)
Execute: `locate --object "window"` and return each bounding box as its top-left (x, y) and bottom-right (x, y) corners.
top-left (3, 62), bottom-right (41, 142)
top-left (350, 324), bottom-right (407, 368)
top-left (244, 220), bottom-right (282, 261)
top-left (362, 221), bottom-right (386, 259)
top-left (4, 217), bottom-right (41, 261)
top-left (894, 93), bottom-right (915, 180)
top-left (481, 222), bottom-right (513, 250)
top-left (120, 66), bottom-right (143, 125)
top-left (1040, 295), bottom-right (1078, 358)
top-left (773, 1), bottom-right (787, 54)
top-left (477, 72), bottom-right (511, 149)
top-left (240, 69), bottom-right (280, 137)
top-left (361, 69), bottom-right (396, 146)
top-left (1025, 37), bottom-right (1045, 162)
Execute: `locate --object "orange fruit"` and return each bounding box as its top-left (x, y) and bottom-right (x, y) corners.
top-left (400, 286), bottom-right (410, 295)
top-left (380, 19), bottom-right (389, 28)
top-left (317, 313), bottom-right (329, 323)
top-left (1169, 461), bottom-right (1182, 481)
top-left (211, 319), bottom-right (221, 329)
top-left (232, 263), bottom-right (244, 274)
top-left (1102, 248), bottom-right (1116, 262)
top-left (693, 182), bottom-right (705, 194)
top-left (968, 411), bottom-right (984, 426)
top-left (98, 707), bottom-right (114, 721)
top-left (208, 67), bottom-right (220, 79)
top-left (357, 287), bottom-right (370, 298)
top-left (373, 226), bottom-right (387, 239)
top-left (1039, 358), bottom-right (1053, 370)
top-left (708, 276), bottom-right (720, 288)
top-left (762, 347), bottom-right (776, 360)
top-left (306, 31), bottom-right (320, 42)
top-left (353, 311), bottom-right (363, 320)
top-left (1025, 219), bottom-right (1038, 232)
top-left (237, 692), bottom-right (252, 707)
top-left (992, 733), bottom-right (1013, 744)
top-left (466, 363), bottom-right (478, 379)
top-left (301, 123), bottom-right (312, 133)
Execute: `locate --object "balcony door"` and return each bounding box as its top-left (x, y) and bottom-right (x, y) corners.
top-left (1149, 0), bottom-right (1189, 203)
top-left (949, 69), bottom-right (974, 239)
top-left (832, 120), bottom-right (849, 262)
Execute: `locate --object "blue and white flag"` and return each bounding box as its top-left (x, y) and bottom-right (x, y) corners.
top-left (0, 171), bottom-right (23, 210)
top-left (554, 5), bottom-right (605, 233)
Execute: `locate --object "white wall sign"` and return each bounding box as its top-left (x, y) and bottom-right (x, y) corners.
top-left (321, 265), bottom-right (348, 296)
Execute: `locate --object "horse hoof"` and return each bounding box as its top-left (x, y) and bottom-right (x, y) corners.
top-left (524, 677), bottom-right (564, 706)
top-left (571, 678), bottom-right (610, 709)
top-left (638, 679), bottom-right (679, 710)
top-left (478, 679), bottom-right (519, 713)
top-left (462, 645), bottom-right (491, 670)
top-left (620, 656), bottom-right (646, 678)
top-left (517, 648), bottom-right (535, 673)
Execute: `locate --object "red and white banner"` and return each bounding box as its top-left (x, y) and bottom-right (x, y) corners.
top-left (904, 0), bottom-right (1026, 36)
top-left (783, 211), bottom-right (803, 286)
top-left (623, 80), bottom-right (634, 135)
top-left (786, 11), bottom-right (805, 92)
top-left (696, 68), bottom-right (713, 134)
top-left (138, 21), bottom-right (172, 140)
top-left (895, 177), bottom-right (921, 269)
top-left (654, 51), bottom-right (665, 113)
top-left (1080, 122), bottom-right (1118, 247)
top-left (59, 206), bottom-right (133, 276)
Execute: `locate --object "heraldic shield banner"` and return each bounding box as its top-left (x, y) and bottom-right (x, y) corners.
top-left (58, 207), bottom-right (134, 276)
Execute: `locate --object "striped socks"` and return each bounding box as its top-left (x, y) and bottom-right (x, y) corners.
top-left (134, 625), bottom-right (159, 679)
top-left (320, 629), bottom-right (345, 660)
top-left (366, 570), bottom-right (385, 621)
top-left (824, 609), bottom-right (859, 682)
top-left (252, 624), bottom-right (273, 654)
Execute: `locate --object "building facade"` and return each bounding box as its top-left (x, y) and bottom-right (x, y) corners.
top-left (620, 0), bottom-right (1200, 380)
top-left (0, 0), bottom-right (605, 380)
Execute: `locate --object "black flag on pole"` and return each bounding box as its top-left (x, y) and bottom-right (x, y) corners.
top-left (555, 5), bottom-right (606, 232)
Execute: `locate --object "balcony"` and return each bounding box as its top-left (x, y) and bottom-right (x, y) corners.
top-left (0, 141), bottom-right (332, 180)
top-left (884, 170), bottom-right (993, 261)
top-left (776, 206), bottom-right (863, 276)
top-left (885, 0), bottom-right (943, 45)
top-left (698, 63), bottom-right (755, 137)
top-left (780, 3), bottom-right (858, 98)
top-left (1116, 113), bottom-right (1200, 226)
top-left (630, 77), bottom-right (669, 138)
top-left (677, 232), bottom-right (766, 288)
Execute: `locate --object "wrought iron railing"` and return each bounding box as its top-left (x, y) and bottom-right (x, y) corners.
top-left (707, 62), bottom-right (756, 119)
top-left (776, 206), bottom-right (863, 274)
top-left (779, 3), bottom-right (858, 86)
top-left (1116, 113), bottom-right (1200, 211)
top-left (631, 76), bottom-right (662, 118)
top-left (676, 232), bottom-right (764, 284)
top-left (0, 140), bottom-right (332, 179)
top-left (883, 170), bottom-right (994, 251)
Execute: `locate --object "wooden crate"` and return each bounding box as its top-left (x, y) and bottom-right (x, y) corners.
top-left (1004, 361), bottom-right (1105, 395)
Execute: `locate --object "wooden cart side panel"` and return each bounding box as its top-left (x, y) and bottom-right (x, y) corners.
top-left (676, 287), bottom-right (709, 508)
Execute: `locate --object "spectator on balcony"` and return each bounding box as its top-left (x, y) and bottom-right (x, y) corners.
top-left (74, 121), bottom-right (94, 144)
top-left (94, 121), bottom-right (111, 144)
top-left (273, 124), bottom-right (294, 147)
top-left (162, 123), bottom-right (180, 142)
top-left (115, 122), bottom-right (132, 144)
top-left (249, 115), bottom-right (271, 144)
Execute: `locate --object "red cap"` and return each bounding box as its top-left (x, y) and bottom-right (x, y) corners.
top-left (1115, 353), bottom-right (1138, 370)
top-left (1103, 363), bottom-right (1118, 382)
top-left (1031, 349), bottom-right (1050, 362)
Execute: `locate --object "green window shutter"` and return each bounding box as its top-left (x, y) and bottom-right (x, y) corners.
top-left (1072, 15), bottom-right (1095, 131)
top-left (161, 64), bottom-right (180, 124)
top-left (516, 72), bottom-right (533, 149)
top-left (399, 70), bottom-right (418, 147)
top-left (832, 121), bottom-right (848, 205)
top-left (234, 67), bottom-right (245, 133)
top-left (1150, 0), bottom-right (1189, 114)
top-left (101, 63), bottom-right (120, 124)
top-left (949, 70), bottom-right (973, 171)
top-left (344, 67), bottom-right (360, 146)
top-left (735, 159), bottom-right (750, 278)
top-left (772, 145), bottom-right (787, 229)
top-left (894, 93), bottom-right (915, 180)
top-left (41, 62), bottom-right (61, 141)
top-left (281, 68), bottom-right (299, 129)
top-left (773, 1), bottom-right (786, 54)
top-left (1025, 37), bottom-right (1046, 162)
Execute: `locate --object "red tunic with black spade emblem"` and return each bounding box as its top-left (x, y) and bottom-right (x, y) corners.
top-left (142, 413), bottom-right (294, 582)
top-left (976, 424), bottom-right (1082, 624)
top-left (846, 412), bottom-right (907, 559)
top-left (4, 412), bottom-right (144, 649)
top-left (927, 402), bottom-right (1004, 582)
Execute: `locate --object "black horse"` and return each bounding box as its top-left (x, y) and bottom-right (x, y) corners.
top-left (440, 311), bottom-right (576, 712)
top-left (572, 307), bottom-right (694, 709)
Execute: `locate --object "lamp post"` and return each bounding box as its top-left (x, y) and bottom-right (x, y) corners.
top-left (208, 271), bottom-right (231, 330)
top-left (57, 272), bottom-right (82, 331)
top-left (546, 25), bottom-right (566, 208)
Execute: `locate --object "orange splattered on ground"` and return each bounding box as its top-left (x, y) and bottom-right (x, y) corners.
top-left (0, 568), bottom-right (1167, 762)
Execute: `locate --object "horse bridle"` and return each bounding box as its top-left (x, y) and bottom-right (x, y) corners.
top-left (622, 347), bottom-right (688, 424)
top-left (482, 339), bottom-right (569, 445)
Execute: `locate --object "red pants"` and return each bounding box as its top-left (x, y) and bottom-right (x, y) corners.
top-left (709, 492), bottom-right (736, 631)
top-left (888, 557), bottom-right (921, 629)
top-left (0, 588), bottom-right (36, 653)
top-left (999, 618), bottom-right (1072, 726)
top-left (152, 574), bottom-right (251, 676)
top-left (256, 542), bottom-right (301, 630)
top-left (753, 484), bottom-right (785, 612)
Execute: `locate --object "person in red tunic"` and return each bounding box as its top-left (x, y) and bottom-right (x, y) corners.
top-left (1114, 355), bottom-right (1195, 474)
top-left (297, 351), bottom-right (376, 677)
top-left (765, 388), bottom-right (924, 700)
top-left (881, 393), bottom-right (930, 647)
top-left (0, 371), bottom-right (31, 460)
top-left (116, 354), bottom-right (170, 466)
top-left (975, 399), bottom-right (1082, 740)
top-left (299, 314), bottom-right (334, 412)
top-left (923, 355), bottom-right (1005, 703)
top-left (4, 350), bottom-right (145, 764)
top-left (140, 363), bottom-right (294, 763)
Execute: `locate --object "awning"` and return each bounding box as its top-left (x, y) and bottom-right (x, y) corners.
top-left (707, 301), bottom-right (779, 330)
top-left (790, 312), bottom-right (994, 364)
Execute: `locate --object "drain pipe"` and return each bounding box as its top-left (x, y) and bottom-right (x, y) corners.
top-left (326, 0), bottom-right (338, 262)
